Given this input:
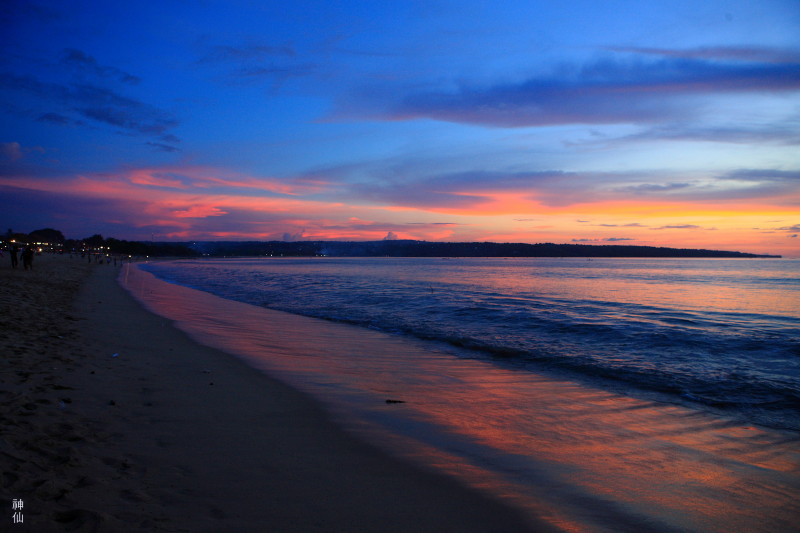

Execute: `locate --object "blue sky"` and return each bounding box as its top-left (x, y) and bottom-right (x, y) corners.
top-left (1, 0), bottom-right (798, 255)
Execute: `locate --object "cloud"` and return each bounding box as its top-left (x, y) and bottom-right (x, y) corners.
top-left (0, 0), bottom-right (60, 27)
top-left (607, 46), bottom-right (800, 64)
top-left (0, 74), bottom-right (178, 139)
top-left (198, 42), bottom-right (315, 91)
top-left (572, 237), bottom-right (635, 242)
top-left (348, 54), bottom-right (800, 127)
top-left (617, 183), bottom-right (692, 194)
top-left (383, 231), bottom-right (398, 240)
top-left (330, 159), bottom-right (800, 213)
top-left (652, 225), bottom-right (701, 230)
top-left (172, 205), bottom-right (227, 218)
top-left (614, 122), bottom-right (800, 146)
top-left (199, 44), bottom-right (296, 63)
top-left (350, 179), bottom-right (492, 209)
top-left (74, 84), bottom-right (177, 134)
top-left (596, 223), bottom-right (648, 227)
top-left (146, 142), bottom-right (181, 153)
top-left (344, 169), bottom-right (586, 210)
top-left (776, 224), bottom-right (800, 233)
top-left (0, 142), bottom-right (45, 162)
top-left (283, 229), bottom-right (306, 241)
top-left (723, 169), bottom-right (800, 182)
top-left (36, 112), bottom-right (83, 125)
top-left (1, 142), bottom-right (22, 161)
top-left (62, 48), bottom-right (140, 85)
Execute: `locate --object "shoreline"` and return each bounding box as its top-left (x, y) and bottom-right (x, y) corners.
top-left (126, 259), bottom-right (800, 533)
top-left (0, 254), bottom-right (545, 532)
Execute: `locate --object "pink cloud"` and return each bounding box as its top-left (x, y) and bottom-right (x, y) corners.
top-left (172, 205), bottom-right (228, 218)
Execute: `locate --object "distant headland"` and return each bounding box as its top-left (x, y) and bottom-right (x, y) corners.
top-left (189, 240), bottom-right (780, 258)
top-left (1, 228), bottom-right (781, 258)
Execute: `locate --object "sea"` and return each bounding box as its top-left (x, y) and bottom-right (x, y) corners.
top-left (133, 257), bottom-right (800, 532)
top-left (140, 257), bottom-right (800, 432)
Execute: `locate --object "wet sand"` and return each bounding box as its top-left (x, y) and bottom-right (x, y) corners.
top-left (0, 255), bottom-right (546, 532)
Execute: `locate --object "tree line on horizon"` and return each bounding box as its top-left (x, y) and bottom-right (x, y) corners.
top-left (2, 228), bottom-right (196, 257)
top-left (2, 228), bottom-right (780, 258)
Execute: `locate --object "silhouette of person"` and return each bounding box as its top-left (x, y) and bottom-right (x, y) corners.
top-left (21, 246), bottom-right (33, 270)
top-left (10, 245), bottom-right (19, 269)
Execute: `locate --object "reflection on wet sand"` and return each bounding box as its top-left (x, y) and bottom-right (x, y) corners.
top-left (124, 264), bottom-right (800, 533)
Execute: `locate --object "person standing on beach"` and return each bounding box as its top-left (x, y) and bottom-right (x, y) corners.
top-left (10, 245), bottom-right (19, 268)
top-left (21, 246), bottom-right (33, 270)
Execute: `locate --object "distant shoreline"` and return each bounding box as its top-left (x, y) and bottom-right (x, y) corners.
top-left (182, 240), bottom-right (782, 258)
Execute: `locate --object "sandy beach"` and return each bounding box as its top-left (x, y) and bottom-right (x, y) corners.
top-left (0, 254), bottom-right (546, 532)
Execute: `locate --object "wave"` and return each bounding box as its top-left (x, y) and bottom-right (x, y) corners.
top-left (141, 258), bottom-right (800, 432)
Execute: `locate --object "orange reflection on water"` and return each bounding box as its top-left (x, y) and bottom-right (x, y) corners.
top-left (123, 264), bottom-right (800, 533)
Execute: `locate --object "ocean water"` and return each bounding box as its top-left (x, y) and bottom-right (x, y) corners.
top-left (129, 258), bottom-right (800, 532)
top-left (141, 257), bottom-right (800, 432)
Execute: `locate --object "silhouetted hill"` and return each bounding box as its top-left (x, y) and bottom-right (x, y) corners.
top-left (184, 240), bottom-right (780, 258)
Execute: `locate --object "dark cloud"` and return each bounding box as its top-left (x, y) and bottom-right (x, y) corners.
top-left (228, 64), bottom-right (317, 90)
top-left (199, 44), bottom-right (297, 63)
top-left (373, 56), bottom-right (800, 127)
top-left (616, 122), bottom-right (800, 146)
top-left (652, 225), bottom-right (701, 230)
top-left (406, 222), bottom-right (460, 225)
top-left (723, 169), bottom-right (800, 182)
top-left (0, 0), bottom-right (60, 29)
top-left (608, 46), bottom-right (800, 64)
top-left (596, 223), bottom-right (648, 227)
top-left (198, 42), bottom-right (314, 91)
top-left (146, 142), bottom-right (180, 153)
top-left (777, 224), bottom-right (800, 232)
top-left (62, 48), bottom-right (140, 85)
top-left (572, 237), bottom-right (635, 242)
top-left (617, 182), bottom-right (692, 193)
top-left (1, 74), bottom-right (178, 137)
top-left (36, 112), bottom-right (83, 125)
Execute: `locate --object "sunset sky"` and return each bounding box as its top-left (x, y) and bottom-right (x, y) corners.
top-left (1, 0), bottom-right (798, 256)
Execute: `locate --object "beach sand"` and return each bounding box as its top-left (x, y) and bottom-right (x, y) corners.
top-left (0, 254), bottom-right (547, 532)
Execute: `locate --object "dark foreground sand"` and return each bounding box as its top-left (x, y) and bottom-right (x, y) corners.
top-left (1, 255), bottom-right (549, 532)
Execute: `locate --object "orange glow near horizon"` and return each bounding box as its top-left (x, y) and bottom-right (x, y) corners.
top-left (1, 166), bottom-right (796, 256)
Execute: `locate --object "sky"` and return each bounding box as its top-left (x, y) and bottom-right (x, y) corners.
top-left (1, 0), bottom-right (798, 256)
